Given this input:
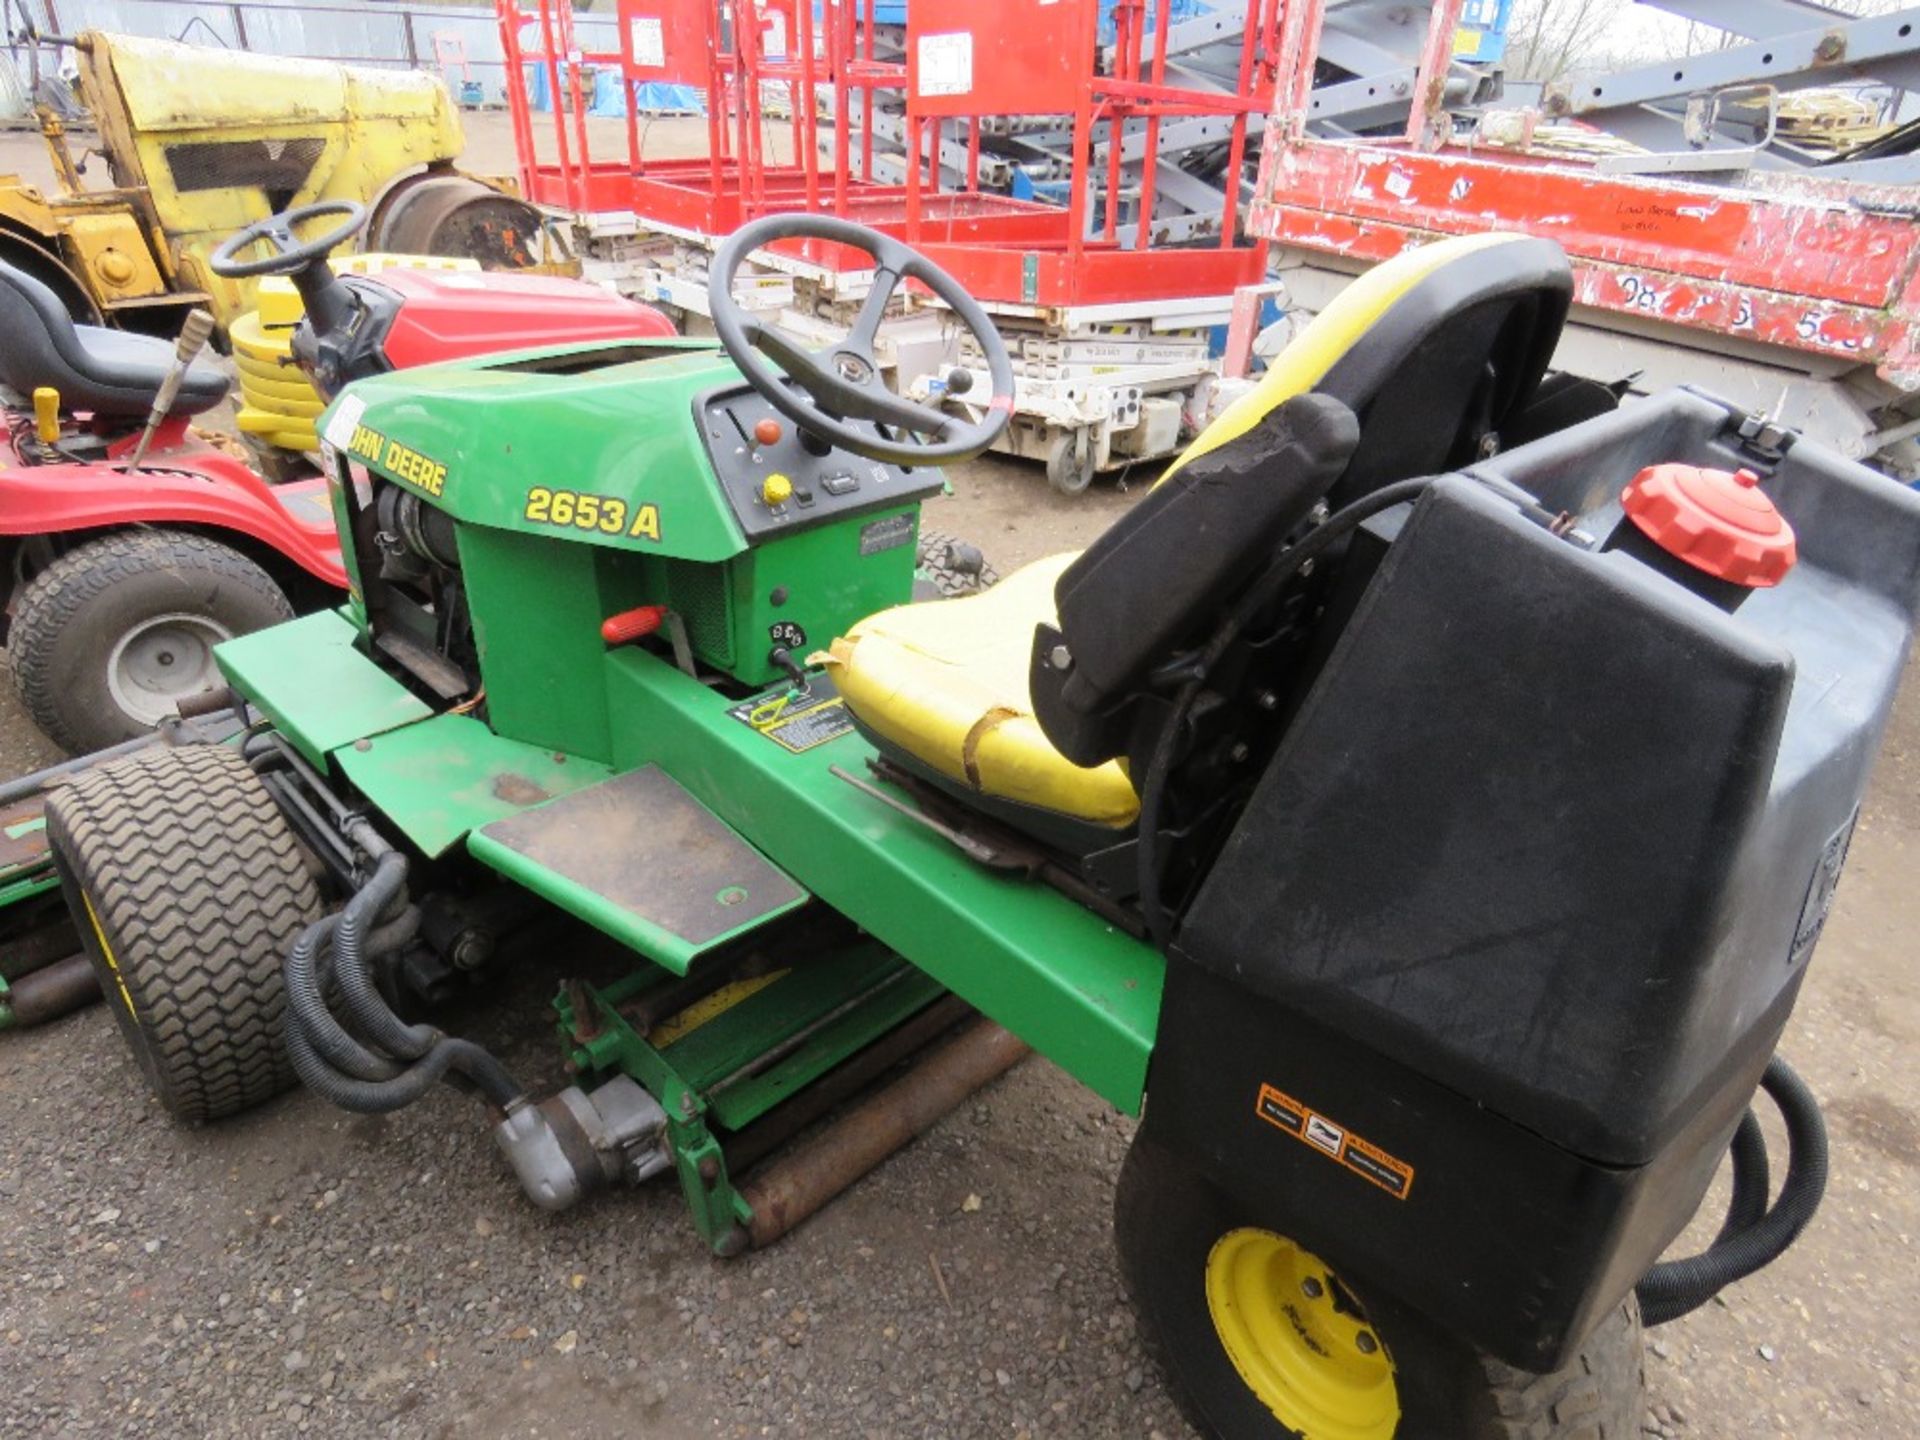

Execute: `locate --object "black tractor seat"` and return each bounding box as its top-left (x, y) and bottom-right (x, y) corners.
top-left (0, 258), bottom-right (229, 419)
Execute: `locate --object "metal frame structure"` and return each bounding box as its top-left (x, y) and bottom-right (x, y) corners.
top-left (496, 0), bottom-right (1279, 489)
top-left (1546, 1), bottom-right (1920, 181)
top-left (829, 1), bottom-right (1508, 250)
top-left (1250, 0), bottom-right (1920, 476)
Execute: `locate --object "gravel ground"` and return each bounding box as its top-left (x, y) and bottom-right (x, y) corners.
top-left (2, 110), bottom-right (1916, 1440)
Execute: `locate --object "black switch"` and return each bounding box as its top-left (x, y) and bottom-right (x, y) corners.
top-left (822, 473), bottom-right (859, 496)
top-left (795, 487), bottom-right (815, 506)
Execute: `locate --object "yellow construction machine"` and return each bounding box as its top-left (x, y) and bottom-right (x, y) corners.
top-left (1, 29), bottom-right (546, 337)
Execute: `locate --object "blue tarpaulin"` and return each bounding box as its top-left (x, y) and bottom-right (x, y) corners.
top-left (527, 62), bottom-right (703, 117)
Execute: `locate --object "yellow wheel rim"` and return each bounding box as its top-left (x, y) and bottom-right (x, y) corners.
top-left (1205, 1229), bottom-right (1400, 1440)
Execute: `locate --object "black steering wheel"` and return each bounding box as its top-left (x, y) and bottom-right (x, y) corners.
top-left (708, 215), bottom-right (1015, 467)
top-left (210, 199), bottom-right (367, 279)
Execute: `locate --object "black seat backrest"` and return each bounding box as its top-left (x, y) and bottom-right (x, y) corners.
top-left (1031, 233), bottom-right (1573, 767)
top-left (0, 259), bottom-right (228, 418)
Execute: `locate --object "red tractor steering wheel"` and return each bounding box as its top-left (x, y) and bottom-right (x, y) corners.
top-left (708, 215), bottom-right (1015, 467)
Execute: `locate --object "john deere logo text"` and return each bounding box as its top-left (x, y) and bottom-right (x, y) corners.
top-left (347, 424), bottom-right (448, 497)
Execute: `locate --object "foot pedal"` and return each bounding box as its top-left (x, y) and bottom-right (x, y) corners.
top-left (469, 764), bottom-right (807, 973)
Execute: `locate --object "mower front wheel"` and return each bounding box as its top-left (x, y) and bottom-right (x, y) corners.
top-left (45, 744), bottom-right (325, 1123)
top-left (10, 530), bottom-right (293, 753)
top-left (1114, 1129), bottom-right (1645, 1440)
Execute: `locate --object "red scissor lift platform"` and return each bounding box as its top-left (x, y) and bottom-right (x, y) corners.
top-left (1242, 0), bottom-right (1919, 476)
top-left (502, 0), bottom-right (1271, 303)
top-left (499, 0), bottom-right (1277, 486)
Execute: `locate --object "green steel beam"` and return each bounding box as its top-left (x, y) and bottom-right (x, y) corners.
top-left (216, 610), bottom-right (431, 768)
top-left (603, 650), bottom-right (1165, 1115)
top-left (333, 713), bottom-right (615, 859)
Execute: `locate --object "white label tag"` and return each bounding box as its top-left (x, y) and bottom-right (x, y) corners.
top-left (629, 16), bottom-right (665, 68)
top-left (917, 32), bottom-right (973, 97)
top-left (322, 392), bottom-right (367, 451)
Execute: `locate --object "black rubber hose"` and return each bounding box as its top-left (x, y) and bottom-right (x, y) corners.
top-left (280, 837), bottom-right (527, 1114)
top-left (1136, 476), bottom-right (1438, 942)
top-left (331, 851), bottom-right (441, 1061)
top-left (286, 1014), bottom-right (522, 1114)
top-left (282, 913), bottom-right (400, 1082)
top-left (1715, 1110), bottom-right (1771, 1246)
top-left (1636, 1057), bottom-right (1828, 1327)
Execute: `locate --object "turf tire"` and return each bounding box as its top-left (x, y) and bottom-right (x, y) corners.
top-left (1114, 1127), bottom-right (1645, 1440)
top-left (45, 743), bottom-right (325, 1123)
top-left (10, 529), bottom-right (293, 753)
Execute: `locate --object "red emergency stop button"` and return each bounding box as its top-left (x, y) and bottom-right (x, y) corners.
top-left (1620, 463), bottom-right (1797, 588)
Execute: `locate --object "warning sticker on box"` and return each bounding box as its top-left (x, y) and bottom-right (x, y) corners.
top-left (321, 392), bottom-right (367, 451)
top-left (917, 31), bottom-right (973, 98)
top-left (1256, 1083), bottom-right (1415, 1200)
top-left (727, 677), bottom-right (855, 754)
top-left (629, 16), bottom-right (665, 68)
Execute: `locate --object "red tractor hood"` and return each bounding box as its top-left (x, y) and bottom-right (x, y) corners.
top-left (366, 269), bottom-right (676, 370)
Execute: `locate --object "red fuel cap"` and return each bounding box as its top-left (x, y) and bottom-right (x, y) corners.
top-left (1620, 463), bottom-right (1797, 588)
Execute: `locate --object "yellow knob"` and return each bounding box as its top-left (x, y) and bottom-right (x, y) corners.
top-left (762, 473), bottom-right (793, 506)
top-left (33, 387), bottom-right (60, 444)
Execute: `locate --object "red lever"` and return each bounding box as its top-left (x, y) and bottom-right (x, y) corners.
top-left (753, 416), bottom-right (783, 447)
top-left (601, 604), bottom-right (668, 645)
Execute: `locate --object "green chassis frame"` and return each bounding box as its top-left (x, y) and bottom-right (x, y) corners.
top-left (209, 335), bottom-right (1164, 1248)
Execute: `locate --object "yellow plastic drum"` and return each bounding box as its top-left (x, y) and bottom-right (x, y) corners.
top-left (230, 252), bottom-right (480, 454)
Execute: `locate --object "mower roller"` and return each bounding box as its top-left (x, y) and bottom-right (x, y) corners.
top-left (33, 219), bottom-right (1920, 1438)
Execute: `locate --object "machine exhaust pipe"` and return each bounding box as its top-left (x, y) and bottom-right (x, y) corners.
top-left (739, 1020), bottom-right (1030, 1250)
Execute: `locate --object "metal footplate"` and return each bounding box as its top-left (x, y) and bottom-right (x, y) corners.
top-left (467, 763), bottom-right (809, 974)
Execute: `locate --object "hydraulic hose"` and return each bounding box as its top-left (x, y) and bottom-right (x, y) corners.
top-left (1636, 1057), bottom-right (1828, 1326)
top-left (283, 912), bottom-right (399, 1082)
top-left (280, 831), bottom-right (527, 1116)
top-left (287, 1016), bottom-right (522, 1114)
top-left (330, 851), bottom-right (439, 1061)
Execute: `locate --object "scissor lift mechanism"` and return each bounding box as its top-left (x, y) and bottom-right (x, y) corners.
top-left (1244, 0), bottom-right (1920, 476)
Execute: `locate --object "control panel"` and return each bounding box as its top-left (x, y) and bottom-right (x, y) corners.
top-left (698, 382), bottom-right (944, 542)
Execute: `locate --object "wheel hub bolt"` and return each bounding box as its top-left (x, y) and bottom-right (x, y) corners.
top-left (1355, 1331), bottom-right (1378, 1354)
top-left (1300, 1277), bottom-right (1324, 1299)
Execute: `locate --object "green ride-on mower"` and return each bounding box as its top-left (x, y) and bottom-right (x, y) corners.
top-left (40, 219), bottom-right (1920, 1438)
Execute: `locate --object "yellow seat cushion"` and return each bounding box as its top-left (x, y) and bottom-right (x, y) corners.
top-left (828, 233), bottom-right (1546, 830)
top-left (825, 553), bottom-right (1140, 827)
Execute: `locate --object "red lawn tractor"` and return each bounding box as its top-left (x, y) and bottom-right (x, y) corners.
top-left (0, 201), bottom-right (675, 752)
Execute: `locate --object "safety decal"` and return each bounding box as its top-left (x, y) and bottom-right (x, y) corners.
top-left (345, 422), bottom-right (449, 498)
top-left (769, 621), bottom-right (808, 650)
top-left (523, 486), bottom-right (662, 542)
top-left (727, 676), bottom-right (855, 754)
top-left (1255, 1083), bottom-right (1415, 1201)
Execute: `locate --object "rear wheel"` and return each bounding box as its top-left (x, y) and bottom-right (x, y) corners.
top-left (1114, 1129), bottom-right (1645, 1440)
top-left (45, 744), bottom-right (325, 1123)
top-left (10, 530), bottom-right (293, 752)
